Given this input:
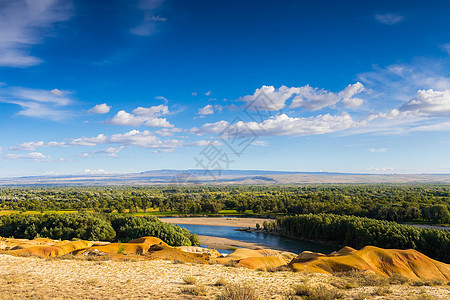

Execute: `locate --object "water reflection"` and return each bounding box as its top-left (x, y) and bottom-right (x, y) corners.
top-left (175, 223), bottom-right (336, 254)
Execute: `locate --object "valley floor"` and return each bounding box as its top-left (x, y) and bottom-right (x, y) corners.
top-left (1, 254), bottom-right (449, 300)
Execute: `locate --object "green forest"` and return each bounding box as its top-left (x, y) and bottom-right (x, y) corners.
top-left (275, 213), bottom-right (450, 263)
top-left (1, 185), bottom-right (449, 224)
top-left (0, 213), bottom-right (199, 246)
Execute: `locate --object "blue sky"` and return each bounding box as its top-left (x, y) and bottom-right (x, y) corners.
top-left (1, 0), bottom-right (450, 177)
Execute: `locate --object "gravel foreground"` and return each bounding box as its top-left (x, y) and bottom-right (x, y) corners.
top-left (1, 254), bottom-right (450, 299)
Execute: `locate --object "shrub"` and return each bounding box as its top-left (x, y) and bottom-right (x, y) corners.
top-left (216, 284), bottom-right (259, 300)
top-left (372, 286), bottom-right (392, 296)
top-left (292, 283), bottom-right (343, 300)
top-left (180, 286), bottom-right (207, 296)
top-left (389, 273), bottom-right (410, 285)
top-left (214, 278), bottom-right (228, 286)
top-left (225, 260), bottom-right (239, 268)
top-left (182, 275), bottom-right (197, 285)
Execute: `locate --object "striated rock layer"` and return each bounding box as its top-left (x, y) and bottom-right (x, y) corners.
top-left (289, 246), bottom-right (450, 282)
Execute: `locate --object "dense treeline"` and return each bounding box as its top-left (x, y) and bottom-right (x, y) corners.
top-left (276, 213), bottom-right (450, 263)
top-left (0, 213), bottom-right (198, 246)
top-left (0, 185), bottom-right (449, 224)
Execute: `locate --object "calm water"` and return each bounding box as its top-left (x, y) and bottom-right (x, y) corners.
top-left (174, 223), bottom-right (336, 254)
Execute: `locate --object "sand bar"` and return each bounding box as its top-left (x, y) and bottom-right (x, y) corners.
top-left (197, 235), bottom-right (288, 251)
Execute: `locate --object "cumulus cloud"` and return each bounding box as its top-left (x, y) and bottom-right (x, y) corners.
top-left (192, 113), bottom-right (358, 137)
top-left (198, 104), bottom-right (214, 115)
top-left (240, 85), bottom-right (300, 111)
top-left (106, 105), bottom-right (173, 127)
top-left (399, 89), bottom-right (450, 116)
top-left (88, 103), bottom-right (111, 114)
top-left (291, 82), bottom-right (365, 110)
top-left (0, 0), bottom-right (73, 67)
top-left (375, 13), bottom-right (405, 25)
top-left (240, 83), bottom-right (365, 112)
top-left (0, 86), bottom-right (73, 120)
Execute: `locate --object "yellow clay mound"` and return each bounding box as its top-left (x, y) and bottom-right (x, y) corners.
top-left (289, 245), bottom-right (450, 282)
top-left (145, 242), bottom-right (210, 264)
top-left (238, 256), bottom-right (287, 270)
top-left (215, 247), bottom-right (292, 270)
top-left (127, 236), bottom-right (166, 246)
top-left (11, 240), bottom-right (94, 258)
top-left (81, 242), bottom-right (150, 255)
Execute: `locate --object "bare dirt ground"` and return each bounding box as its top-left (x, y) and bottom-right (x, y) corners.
top-left (1, 254), bottom-right (449, 300)
top-left (160, 217), bottom-right (270, 228)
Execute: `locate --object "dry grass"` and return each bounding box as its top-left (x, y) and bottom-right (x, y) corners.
top-left (180, 285), bottom-right (207, 296)
top-left (372, 286), bottom-right (392, 296)
top-left (216, 284), bottom-right (259, 300)
top-left (1, 254), bottom-right (449, 299)
top-left (214, 278), bottom-right (228, 286)
top-left (389, 273), bottom-right (410, 285)
top-left (335, 270), bottom-right (388, 287)
top-left (182, 275), bottom-right (197, 285)
top-left (225, 260), bottom-right (239, 268)
top-left (292, 283), bottom-right (343, 300)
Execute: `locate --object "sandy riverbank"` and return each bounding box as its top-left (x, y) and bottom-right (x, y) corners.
top-left (160, 217), bottom-right (272, 228)
top-left (197, 235), bottom-right (288, 251)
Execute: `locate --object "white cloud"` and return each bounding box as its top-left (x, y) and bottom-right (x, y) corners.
top-left (291, 82), bottom-right (365, 110)
top-left (130, 0), bottom-right (166, 36)
top-left (154, 128), bottom-right (183, 136)
top-left (5, 152), bottom-right (49, 161)
top-left (0, 86), bottom-right (73, 120)
top-left (205, 90), bottom-right (212, 96)
top-left (442, 43), bottom-right (450, 56)
top-left (240, 83), bottom-right (365, 112)
top-left (399, 89), bottom-right (450, 116)
top-left (375, 13), bottom-right (405, 25)
top-left (358, 63), bottom-right (450, 103)
top-left (93, 146), bottom-right (124, 157)
top-left (0, 0), bottom-right (73, 67)
top-left (240, 85), bottom-right (300, 111)
top-left (369, 148), bottom-right (388, 153)
top-left (84, 169), bottom-right (108, 175)
top-left (133, 104), bottom-right (169, 117)
top-left (252, 140), bottom-right (268, 147)
top-left (191, 92), bottom-right (197, 96)
top-left (192, 113), bottom-right (358, 137)
top-left (198, 104), bottom-right (214, 115)
top-left (69, 134), bottom-right (108, 147)
top-left (88, 103), bottom-right (111, 114)
top-left (106, 105), bottom-right (173, 127)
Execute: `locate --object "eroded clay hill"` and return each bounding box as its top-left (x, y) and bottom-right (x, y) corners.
top-left (289, 246), bottom-right (450, 282)
top-left (1, 236), bottom-right (450, 283)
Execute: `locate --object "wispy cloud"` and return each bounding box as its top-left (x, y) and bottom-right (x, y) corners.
top-left (375, 13), bottom-right (405, 25)
top-left (5, 152), bottom-right (49, 161)
top-left (130, 0), bottom-right (166, 36)
top-left (0, 86), bottom-right (74, 120)
top-left (369, 148), bottom-right (388, 153)
top-left (0, 0), bottom-right (73, 67)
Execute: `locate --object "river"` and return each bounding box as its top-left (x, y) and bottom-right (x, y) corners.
top-left (174, 223), bottom-right (336, 254)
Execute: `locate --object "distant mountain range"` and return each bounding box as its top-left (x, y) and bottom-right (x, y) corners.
top-left (1, 169), bottom-right (450, 186)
